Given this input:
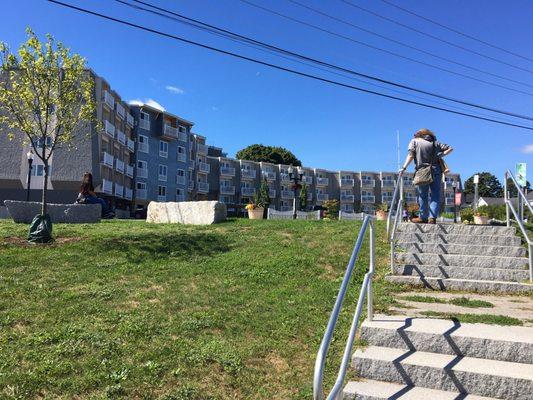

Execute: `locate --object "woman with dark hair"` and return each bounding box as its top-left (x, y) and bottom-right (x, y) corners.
top-left (399, 129), bottom-right (453, 224)
top-left (76, 172), bottom-right (114, 218)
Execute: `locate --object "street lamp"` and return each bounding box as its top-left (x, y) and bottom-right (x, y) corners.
top-left (26, 150), bottom-right (34, 202)
top-left (452, 181), bottom-right (457, 223)
top-left (288, 166), bottom-right (304, 219)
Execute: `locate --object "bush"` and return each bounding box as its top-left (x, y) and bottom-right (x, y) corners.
top-left (483, 204), bottom-right (507, 220)
top-left (323, 200), bottom-right (339, 220)
top-left (440, 212), bottom-right (454, 219)
top-left (460, 207), bottom-right (474, 223)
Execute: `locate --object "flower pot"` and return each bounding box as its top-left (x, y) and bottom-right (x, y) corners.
top-left (376, 210), bottom-right (388, 221)
top-left (474, 215), bottom-right (488, 225)
top-left (248, 207), bottom-right (264, 220)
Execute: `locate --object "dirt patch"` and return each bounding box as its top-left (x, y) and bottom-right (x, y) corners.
top-left (1, 236), bottom-right (82, 247)
top-left (266, 352), bottom-right (289, 373)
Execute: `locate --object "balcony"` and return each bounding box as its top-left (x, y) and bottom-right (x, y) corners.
top-left (316, 193), bottom-right (329, 202)
top-left (115, 159), bottom-right (125, 174)
top-left (197, 182), bottom-right (209, 193)
top-left (104, 120), bottom-right (115, 138)
top-left (138, 141), bottom-right (149, 153)
top-left (126, 113), bottom-right (134, 127)
top-left (103, 90), bottom-right (114, 109)
top-left (445, 197), bottom-right (455, 205)
top-left (188, 180), bottom-right (194, 190)
top-left (102, 179), bottom-right (113, 195)
top-left (403, 177), bottom-right (414, 187)
top-left (157, 195), bottom-right (167, 202)
top-left (361, 179), bottom-right (375, 188)
top-left (381, 195), bottom-right (394, 203)
top-left (127, 138), bottom-right (135, 152)
top-left (189, 160), bottom-right (195, 169)
top-left (176, 194), bottom-right (186, 202)
top-left (117, 130), bottom-right (126, 145)
top-left (158, 173), bottom-right (167, 182)
top-left (114, 184), bottom-right (123, 198)
top-left (302, 176), bottom-right (313, 185)
top-left (381, 179), bottom-right (396, 188)
top-left (126, 164), bottom-right (134, 178)
top-left (163, 124), bottom-right (179, 140)
top-left (263, 171), bottom-right (276, 180)
top-left (136, 167), bottom-right (148, 179)
top-left (136, 188), bottom-right (147, 200)
top-left (281, 190), bottom-right (294, 199)
top-left (280, 173), bottom-right (290, 182)
top-left (269, 189), bottom-right (276, 198)
top-left (220, 185), bottom-right (235, 195)
top-left (178, 131), bottom-right (187, 142)
top-left (102, 152), bottom-right (114, 168)
top-left (177, 153), bottom-right (187, 163)
top-left (241, 169), bottom-right (256, 179)
top-left (124, 188), bottom-right (133, 200)
top-left (139, 119), bottom-right (150, 131)
top-left (341, 178), bottom-right (354, 187)
top-left (307, 192), bottom-right (313, 200)
top-left (176, 175), bottom-right (187, 185)
top-left (316, 177), bottom-right (329, 186)
top-left (405, 196), bottom-right (417, 204)
top-left (116, 103), bottom-right (125, 119)
top-left (361, 195), bottom-right (375, 203)
top-left (221, 167), bottom-right (236, 176)
top-left (198, 162), bottom-right (210, 173)
top-left (341, 194), bottom-right (355, 202)
top-left (197, 143), bottom-right (208, 154)
top-left (241, 187), bottom-right (256, 196)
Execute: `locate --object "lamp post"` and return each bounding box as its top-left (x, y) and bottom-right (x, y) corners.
top-left (288, 166), bottom-right (303, 219)
top-left (452, 181), bottom-right (457, 223)
top-left (26, 150), bottom-right (34, 202)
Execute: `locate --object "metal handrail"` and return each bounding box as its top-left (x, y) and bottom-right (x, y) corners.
top-left (387, 175), bottom-right (404, 274)
top-left (504, 170), bottom-right (532, 282)
top-left (313, 215), bottom-right (375, 400)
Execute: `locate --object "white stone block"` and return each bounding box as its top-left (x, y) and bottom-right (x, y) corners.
top-left (146, 201), bottom-right (227, 225)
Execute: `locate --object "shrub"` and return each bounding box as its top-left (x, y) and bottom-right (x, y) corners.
top-left (460, 207), bottom-right (474, 223)
top-left (323, 200), bottom-right (339, 220)
top-left (407, 203), bottom-right (419, 219)
top-left (441, 212), bottom-right (455, 219)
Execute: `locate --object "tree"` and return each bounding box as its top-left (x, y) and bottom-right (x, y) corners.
top-left (0, 29), bottom-right (96, 220)
top-left (506, 178), bottom-right (531, 197)
top-left (236, 144), bottom-right (301, 166)
top-left (299, 182), bottom-right (308, 211)
top-left (254, 178), bottom-right (271, 209)
top-left (463, 172), bottom-right (503, 198)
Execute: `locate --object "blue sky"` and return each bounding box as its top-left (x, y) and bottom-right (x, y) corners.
top-left (2, 0), bottom-right (532, 181)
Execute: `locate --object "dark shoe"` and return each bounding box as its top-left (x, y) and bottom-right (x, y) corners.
top-left (428, 218), bottom-right (436, 224)
top-left (411, 217), bottom-right (427, 224)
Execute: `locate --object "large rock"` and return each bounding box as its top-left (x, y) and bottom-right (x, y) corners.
top-left (5, 200), bottom-right (101, 224)
top-left (146, 201), bottom-right (227, 225)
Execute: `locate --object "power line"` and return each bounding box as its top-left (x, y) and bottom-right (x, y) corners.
top-left (45, 0), bottom-right (533, 132)
top-left (379, 0), bottom-right (533, 64)
top-left (237, 0), bottom-right (533, 97)
top-left (340, 0), bottom-right (533, 75)
top-left (286, 0), bottom-right (533, 89)
top-left (124, 0), bottom-right (533, 123)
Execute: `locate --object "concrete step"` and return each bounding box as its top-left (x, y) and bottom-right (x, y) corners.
top-left (394, 264), bottom-right (529, 282)
top-left (396, 242), bottom-right (527, 258)
top-left (395, 232), bottom-right (522, 247)
top-left (343, 379), bottom-right (497, 399)
top-left (396, 253), bottom-right (528, 270)
top-left (352, 346), bottom-right (533, 399)
top-left (359, 316), bottom-right (533, 364)
top-left (397, 223), bottom-right (515, 236)
top-left (386, 275), bottom-right (533, 293)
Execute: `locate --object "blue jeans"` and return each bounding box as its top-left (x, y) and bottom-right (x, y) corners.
top-left (84, 195), bottom-right (110, 216)
top-left (416, 165), bottom-right (442, 220)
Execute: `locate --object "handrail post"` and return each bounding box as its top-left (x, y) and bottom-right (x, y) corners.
top-left (529, 244), bottom-right (533, 283)
top-left (367, 219), bottom-right (375, 322)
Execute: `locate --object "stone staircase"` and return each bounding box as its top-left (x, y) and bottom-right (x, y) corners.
top-left (343, 315), bottom-right (533, 399)
top-left (386, 223), bottom-right (533, 293)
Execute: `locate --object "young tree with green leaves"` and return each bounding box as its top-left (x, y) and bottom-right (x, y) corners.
top-left (0, 29), bottom-right (96, 221)
top-left (254, 178), bottom-right (271, 209)
top-left (299, 182), bottom-right (308, 211)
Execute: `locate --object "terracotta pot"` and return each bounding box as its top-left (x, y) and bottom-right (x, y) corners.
top-left (376, 210), bottom-right (388, 221)
top-left (248, 207), bottom-right (264, 220)
top-left (474, 215), bottom-right (488, 225)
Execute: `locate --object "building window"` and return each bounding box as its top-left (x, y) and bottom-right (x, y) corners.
top-left (36, 137), bottom-right (53, 148)
top-left (137, 160), bottom-right (147, 169)
top-left (31, 164), bottom-right (51, 177)
top-left (138, 134), bottom-right (149, 153)
top-left (177, 145), bottom-right (186, 162)
top-left (140, 111), bottom-right (150, 130)
top-left (137, 182), bottom-right (146, 190)
top-left (159, 140), bottom-right (169, 158)
top-left (178, 125), bottom-right (187, 133)
top-left (158, 185), bottom-right (166, 201)
top-left (158, 164), bottom-right (167, 181)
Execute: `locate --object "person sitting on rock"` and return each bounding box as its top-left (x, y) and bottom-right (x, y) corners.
top-left (76, 172), bottom-right (114, 219)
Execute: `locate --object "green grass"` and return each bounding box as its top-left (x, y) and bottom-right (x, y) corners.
top-left (420, 311), bottom-right (522, 326)
top-left (402, 295), bottom-right (494, 308)
top-left (0, 218), bottom-right (399, 399)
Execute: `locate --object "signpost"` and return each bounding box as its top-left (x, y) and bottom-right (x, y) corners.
top-left (473, 174), bottom-right (479, 210)
top-left (516, 163), bottom-right (527, 220)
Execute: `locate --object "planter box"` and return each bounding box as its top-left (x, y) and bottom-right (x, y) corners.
top-left (248, 207), bottom-right (264, 220)
top-left (5, 200), bottom-right (101, 224)
top-left (376, 211), bottom-right (388, 221)
top-left (474, 215), bottom-right (489, 225)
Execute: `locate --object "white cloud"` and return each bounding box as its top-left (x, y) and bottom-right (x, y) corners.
top-left (211, 106), bottom-right (219, 111)
top-left (255, 71), bottom-right (261, 76)
top-left (127, 98), bottom-right (166, 112)
top-left (165, 85), bottom-right (185, 95)
top-left (521, 144), bottom-right (533, 154)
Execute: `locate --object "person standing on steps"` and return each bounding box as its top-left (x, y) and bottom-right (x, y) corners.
top-left (399, 128), bottom-right (453, 224)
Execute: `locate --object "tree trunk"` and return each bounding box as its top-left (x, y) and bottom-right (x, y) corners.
top-left (41, 161), bottom-right (48, 216)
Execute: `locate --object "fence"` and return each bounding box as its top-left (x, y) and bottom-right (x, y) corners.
top-left (339, 211), bottom-right (366, 221)
top-left (267, 209), bottom-right (321, 220)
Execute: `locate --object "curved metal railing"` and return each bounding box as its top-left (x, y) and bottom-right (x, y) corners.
top-left (504, 170), bottom-right (532, 282)
top-left (313, 215), bottom-right (375, 400)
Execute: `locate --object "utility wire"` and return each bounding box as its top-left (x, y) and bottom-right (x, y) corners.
top-left (340, 0), bottom-right (533, 75)
top-left (286, 0), bottom-right (533, 89)
top-left (237, 0), bottom-right (533, 97)
top-left (125, 0), bottom-right (533, 122)
top-left (46, 0), bottom-right (533, 132)
top-left (379, 0), bottom-right (533, 64)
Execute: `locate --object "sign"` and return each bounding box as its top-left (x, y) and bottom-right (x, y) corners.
top-left (473, 174), bottom-right (479, 184)
top-left (455, 192), bottom-right (462, 206)
top-left (516, 163), bottom-right (527, 187)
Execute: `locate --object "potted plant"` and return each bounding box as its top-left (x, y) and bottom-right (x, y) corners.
top-left (376, 203), bottom-right (389, 221)
top-left (245, 203), bottom-right (264, 220)
top-left (473, 206), bottom-right (489, 225)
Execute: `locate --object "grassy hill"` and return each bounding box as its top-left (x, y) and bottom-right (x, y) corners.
top-left (0, 219), bottom-right (398, 399)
